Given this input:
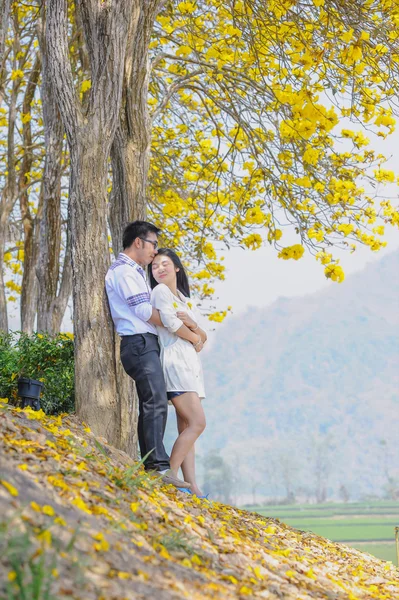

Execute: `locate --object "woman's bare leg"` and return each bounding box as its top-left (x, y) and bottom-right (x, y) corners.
top-left (176, 413), bottom-right (203, 496)
top-left (169, 392), bottom-right (205, 492)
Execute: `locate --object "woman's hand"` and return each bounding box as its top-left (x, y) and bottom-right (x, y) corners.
top-left (176, 311), bottom-right (197, 330)
top-left (193, 336), bottom-right (204, 353)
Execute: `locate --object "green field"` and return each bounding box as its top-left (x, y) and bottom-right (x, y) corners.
top-left (249, 501), bottom-right (399, 565)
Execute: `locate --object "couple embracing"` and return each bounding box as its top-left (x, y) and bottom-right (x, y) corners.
top-left (105, 221), bottom-right (207, 497)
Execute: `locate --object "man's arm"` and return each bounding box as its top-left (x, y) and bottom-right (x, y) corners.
top-left (148, 307), bottom-right (163, 327)
top-left (117, 271), bottom-right (155, 325)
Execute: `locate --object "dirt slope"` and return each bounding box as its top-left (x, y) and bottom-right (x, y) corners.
top-left (1, 404), bottom-right (398, 599)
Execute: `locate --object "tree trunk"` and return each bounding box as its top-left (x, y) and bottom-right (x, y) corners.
top-left (46, 0), bottom-right (141, 452)
top-left (20, 211), bottom-right (40, 332)
top-left (0, 41), bottom-right (19, 332)
top-left (19, 52), bottom-right (42, 333)
top-left (0, 218), bottom-right (8, 331)
top-left (108, 0), bottom-right (162, 452)
top-left (0, 0), bottom-right (11, 66)
top-left (109, 0), bottom-right (160, 254)
top-left (37, 8), bottom-right (71, 333)
top-left (69, 145), bottom-right (122, 444)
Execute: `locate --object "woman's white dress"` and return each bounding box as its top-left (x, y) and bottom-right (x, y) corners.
top-left (151, 284), bottom-right (205, 399)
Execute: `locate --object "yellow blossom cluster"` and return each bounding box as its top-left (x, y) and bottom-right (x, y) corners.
top-left (2, 0), bottom-right (399, 326)
top-left (145, 0), bottom-right (399, 295)
top-left (278, 245), bottom-right (305, 260)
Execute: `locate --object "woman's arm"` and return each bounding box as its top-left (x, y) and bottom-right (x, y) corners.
top-left (151, 286), bottom-right (204, 351)
top-left (176, 310), bottom-right (207, 344)
top-left (175, 324), bottom-right (203, 351)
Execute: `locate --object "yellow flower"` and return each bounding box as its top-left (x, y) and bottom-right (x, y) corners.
top-left (278, 244), bottom-right (305, 261)
top-left (295, 176), bottom-right (312, 188)
top-left (8, 571), bottom-right (17, 582)
top-left (11, 69), bottom-right (24, 80)
top-left (42, 505), bottom-right (55, 516)
top-left (72, 496), bottom-right (92, 514)
top-left (176, 45), bottom-right (193, 57)
top-left (374, 168), bottom-right (395, 183)
top-left (315, 251), bottom-right (333, 265)
top-left (173, 301), bottom-right (178, 309)
top-left (178, 1), bottom-right (196, 14)
top-left (308, 228), bottom-right (324, 242)
top-left (80, 79), bottom-right (91, 93)
top-left (245, 206), bottom-right (266, 224)
top-left (305, 568), bottom-right (316, 579)
top-left (324, 264), bottom-right (345, 283)
top-left (37, 530), bottom-right (52, 546)
top-left (239, 586), bottom-right (253, 595)
top-left (0, 397), bottom-right (8, 403)
top-left (286, 570), bottom-right (295, 578)
top-left (1, 480), bottom-right (18, 496)
top-left (337, 223), bottom-right (354, 236)
top-left (242, 233), bottom-right (263, 250)
top-left (92, 532), bottom-right (110, 552)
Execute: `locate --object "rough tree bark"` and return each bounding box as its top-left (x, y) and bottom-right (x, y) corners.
top-left (0, 0), bottom-right (11, 65)
top-left (108, 1), bottom-right (161, 451)
top-left (0, 38), bottom-right (19, 332)
top-left (19, 52), bottom-right (42, 333)
top-left (0, 205), bottom-right (10, 331)
top-left (36, 10), bottom-right (72, 334)
top-left (109, 0), bottom-right (160, 255)
top-left (46, 0), bottom-right (141, 453)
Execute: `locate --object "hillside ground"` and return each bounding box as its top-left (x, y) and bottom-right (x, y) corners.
top-left (1, 403), bottom-right (399, 600)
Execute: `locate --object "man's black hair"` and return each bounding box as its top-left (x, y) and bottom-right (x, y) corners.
top-left (122, 221), bottom-right (161, 249)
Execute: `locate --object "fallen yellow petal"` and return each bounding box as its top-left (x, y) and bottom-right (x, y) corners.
top-left (1, 480), bottom-right (18, 496)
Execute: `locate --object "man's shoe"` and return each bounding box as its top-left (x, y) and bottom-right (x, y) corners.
top-left (160, 469), bottom-right (192, 489)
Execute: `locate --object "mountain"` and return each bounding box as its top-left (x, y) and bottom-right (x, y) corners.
top-left (171, 252), bottom-right (399, 503)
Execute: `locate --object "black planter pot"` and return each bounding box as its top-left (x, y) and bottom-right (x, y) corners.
top-left (17, 377), bottom-right (44, 411)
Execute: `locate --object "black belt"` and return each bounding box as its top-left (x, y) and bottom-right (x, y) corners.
top-left (122, 333), bottom-right (157, 339)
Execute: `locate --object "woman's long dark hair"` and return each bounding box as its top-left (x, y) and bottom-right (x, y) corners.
top-left (149, 248), bottom-right (191, 298)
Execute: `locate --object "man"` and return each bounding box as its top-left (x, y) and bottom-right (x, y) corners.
top-left (105, 221), bottom-right (189, 488)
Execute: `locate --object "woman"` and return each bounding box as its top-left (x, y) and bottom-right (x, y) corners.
top-left (149, 248), bottom-right (207, 497)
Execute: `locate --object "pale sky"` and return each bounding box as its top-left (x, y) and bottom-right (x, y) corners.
top-left (212, 226), bottom-right (399, 316)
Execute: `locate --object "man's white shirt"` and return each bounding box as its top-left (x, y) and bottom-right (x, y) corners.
top-left (105, 253), bottom-right (157, 336)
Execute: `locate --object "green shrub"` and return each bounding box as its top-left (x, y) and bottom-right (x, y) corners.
top-left (0, 331), bottom-right (75, 414)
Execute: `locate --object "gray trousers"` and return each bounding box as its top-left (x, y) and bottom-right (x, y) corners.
top-left (120, 333), bottom-right (170, 471)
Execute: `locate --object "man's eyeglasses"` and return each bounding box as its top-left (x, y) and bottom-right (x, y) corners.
top-left (138, 237), bottom-right (158, 250)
